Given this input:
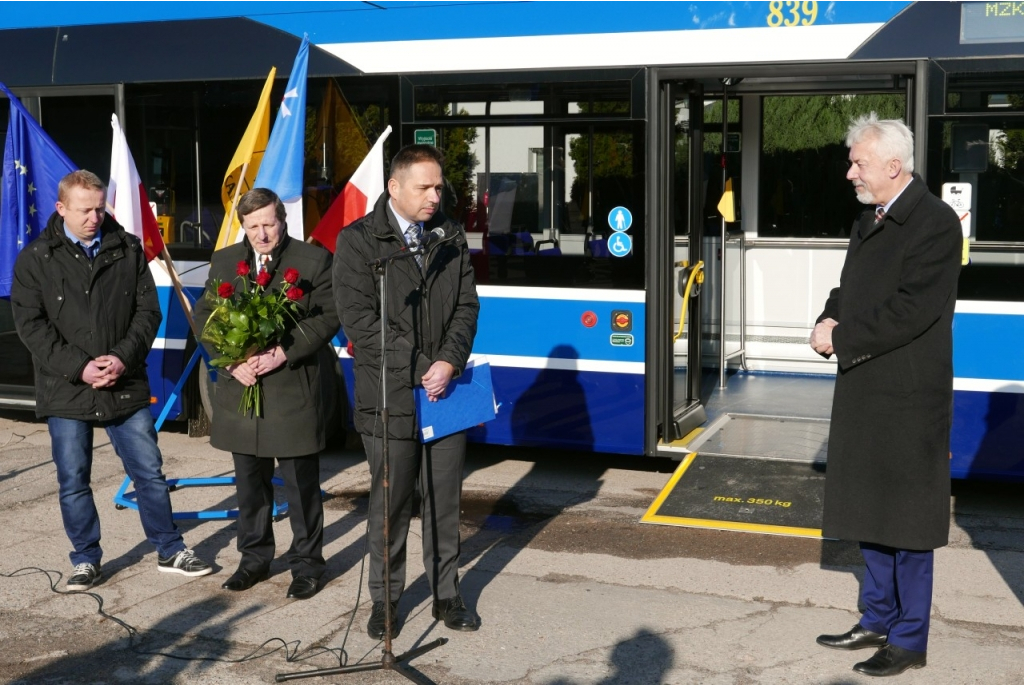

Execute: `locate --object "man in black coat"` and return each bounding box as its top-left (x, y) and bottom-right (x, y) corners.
top-left (11, 170), bottom-right (213, 592)
top-left (811, 114), bottom-right (962, 677)
top-left (194, 188), bottom-right (339, 600)
top-left (333, 145), bottom-right (480, 640)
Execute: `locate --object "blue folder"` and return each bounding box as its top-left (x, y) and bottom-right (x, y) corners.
top-left (415, 359), bottom-right (497, 442)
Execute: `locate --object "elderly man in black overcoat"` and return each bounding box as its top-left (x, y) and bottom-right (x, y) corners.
top-left (195, 188), bottom-right (340, 600)
top-left (810, 113), bottom-right (961, 677)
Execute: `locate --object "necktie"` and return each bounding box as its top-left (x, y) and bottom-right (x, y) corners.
top-left (406, 223), bottom-right (423, 268)
top-left (874, 206), bottom-right (886, 225)
top-left (258, 254), bottom-right (270, 274)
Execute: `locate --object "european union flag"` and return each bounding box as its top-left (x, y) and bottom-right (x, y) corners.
top-left (1, 82), bottom-right (77, 297)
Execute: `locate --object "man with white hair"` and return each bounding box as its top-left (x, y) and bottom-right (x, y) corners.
top-left (810, 113), bottom-right (961, 676)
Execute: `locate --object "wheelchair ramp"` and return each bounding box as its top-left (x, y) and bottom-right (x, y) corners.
top-left (643, 414), bottom-right (828, 538)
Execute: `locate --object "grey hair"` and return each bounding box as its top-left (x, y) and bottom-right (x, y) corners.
top-left (846, 112), bottom-right (914, 174)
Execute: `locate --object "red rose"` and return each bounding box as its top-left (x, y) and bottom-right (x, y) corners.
top-left (286, 287), bottom-right (304, 301)
top-left (217, 282), bottom-right (234, 298)
top-left (255, 271), bottom-right (272, 287)
top-left (236, 261), bottom-right (250, 276)
top-left (283, 268), bottom-right (300, 284)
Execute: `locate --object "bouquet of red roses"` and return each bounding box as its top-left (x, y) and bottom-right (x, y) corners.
top-left (200, 260), bottom-right (305, 417)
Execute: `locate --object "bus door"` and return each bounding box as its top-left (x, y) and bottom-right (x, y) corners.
top-left (648, 78), bottom-right (726, 451)
top-left (648, 64), bottom-right (924, 458)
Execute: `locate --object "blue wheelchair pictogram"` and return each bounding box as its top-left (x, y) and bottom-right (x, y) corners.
top-left (608, 206), bottom-right (632, 232)
top-left (608, 232), bottom-right (633, 257)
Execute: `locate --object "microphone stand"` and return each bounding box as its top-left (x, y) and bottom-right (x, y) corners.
top-left (276, 249), bottom-right (446, 685)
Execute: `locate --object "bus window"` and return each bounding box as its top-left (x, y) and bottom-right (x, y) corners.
top-left (935, 118), bottom-right (1024, 243)
top-left (441, 121), bottom-right (644, 289)
top-left (934, 84), bottom-right (1024, 302)
top-left (758, 93), bottom-right (906, 238)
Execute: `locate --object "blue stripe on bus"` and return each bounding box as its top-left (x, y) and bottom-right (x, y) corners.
top-left (466, 365), bottom-right (645, 454)
top-left (475, 295), bottom-right (645, 363)
top-left (954, 313), bottom-right (1024, 382)
top-left (338, 358), bottom-right (645, 454)
top-left (951, 389), bottom-right (1024, 481)
top-left (155, 286), bottom-right (205, 340)
top-left (0, 2), bottom-right (911, 42)
top-left (145, 347), bottom-right (187, 420)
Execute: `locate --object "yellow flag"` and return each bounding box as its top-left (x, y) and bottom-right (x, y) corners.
top-left (215, 67), bottom-right (276, 250)
top-left (717, 177), bottom-right (736, 223)
top-left (304, 80), bottom-right (372, 233)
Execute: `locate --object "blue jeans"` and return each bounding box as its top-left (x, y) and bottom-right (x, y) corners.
top-left (48, 407), bottom-right (186, 566)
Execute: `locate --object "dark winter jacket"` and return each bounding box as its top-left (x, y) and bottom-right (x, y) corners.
top-left (818, 175), bottom-right (962, 550)
top-left (333, 193), bottom-right (479, 439)
top-left (194, 235), bottom-right (340, 457)
top-left (11, 212), bottom-right (160, 421)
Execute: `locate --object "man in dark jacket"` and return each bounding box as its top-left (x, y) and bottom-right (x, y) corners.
top-left (11, 170), bottom-right (212, 592)
top-left (811, 114), bottom-right (961, 677)
top-left (195, 188), bottom-right (339, 600)
top-left (334, 144), bottom-right (480, 640)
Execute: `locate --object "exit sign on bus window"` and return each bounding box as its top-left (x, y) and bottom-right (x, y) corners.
top-left (414, 129), bottom-right (437, 146)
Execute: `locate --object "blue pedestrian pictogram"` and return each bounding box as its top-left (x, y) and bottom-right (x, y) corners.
top-left (608, 206), bottom-right (632, 232)
top-left (608, 232), bottom-right (632, 257)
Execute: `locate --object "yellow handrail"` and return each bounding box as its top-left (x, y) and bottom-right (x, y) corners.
top-left (673, 260), bottom-right (704, 342)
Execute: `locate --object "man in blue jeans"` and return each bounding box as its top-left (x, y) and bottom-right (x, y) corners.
top-left (11, 170), bottom-right (213, 591)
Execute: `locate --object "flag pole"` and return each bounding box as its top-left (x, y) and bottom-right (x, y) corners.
top-left (219, 161), bottom-right (249, 250)
top-left (158, 245), bottom-right (199, 339)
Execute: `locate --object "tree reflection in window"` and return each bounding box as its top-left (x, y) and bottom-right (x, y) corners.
top-left (759, 94), bottom-right (905, 238)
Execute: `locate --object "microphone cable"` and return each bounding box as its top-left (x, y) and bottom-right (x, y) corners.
top-left (0, 565), bottom-right (354, 668)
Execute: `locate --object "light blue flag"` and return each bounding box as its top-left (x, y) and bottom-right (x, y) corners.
top-left (1, 83), bottom-right (78, 297)
top-left (253, 35), bottom-right (309, 239)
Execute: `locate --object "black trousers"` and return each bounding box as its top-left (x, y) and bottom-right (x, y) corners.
top-left (362, 432), bottom-right (466, 604)
top-left (232, 452), bottom-right (325, 579)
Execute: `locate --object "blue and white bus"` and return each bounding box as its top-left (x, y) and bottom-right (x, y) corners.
top-left (1, 1), bottom-right (1022, 479)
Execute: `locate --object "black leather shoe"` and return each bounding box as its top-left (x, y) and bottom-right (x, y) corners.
top-left (367, 601), bottom-right (400, 640)
top-left (432, 595), bottom-right (479, 632)
top-left (286, 575), bottom-right (319, 600)
top-left (221, 567), bottom-right (268, 592)
top-left (816, 624), bottom-right (887, 650)
top-left (853, 644), bottom-right (927, 676)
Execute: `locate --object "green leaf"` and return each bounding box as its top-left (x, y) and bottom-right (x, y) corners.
top-left (225, 328), bottom-right (249, 347)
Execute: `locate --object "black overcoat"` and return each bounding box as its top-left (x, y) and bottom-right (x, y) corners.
top-left (12, 213), bottom-right (160, 421)
top-left (194, 236), bottom-right (340, 457)
top-left (818, 175), bottom-right (961, 550)
top-left (333, 194), bottom-right (479, 439)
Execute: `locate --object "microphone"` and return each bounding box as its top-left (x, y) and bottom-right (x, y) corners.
top-left (419, 227), bottom-right (446, 248)
top-left (364, 227), bottom-right (448, 269)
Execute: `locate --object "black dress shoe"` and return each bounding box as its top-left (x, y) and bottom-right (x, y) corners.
top-left (854, 644), bottom-right (927, 676)
top-left (816, 624), bottom-right (887, 650)
top-left (221, 567), bottom-right (268, 592)
top-left (367, 601), bottom-right (400, 640)
top-left (286, 575), bottom-right (319, 600)
top-left (432, 595), bottom-right (479, 632)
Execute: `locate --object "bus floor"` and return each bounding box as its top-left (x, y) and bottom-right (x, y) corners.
top-left (675, 367), bottom-right (836, 425)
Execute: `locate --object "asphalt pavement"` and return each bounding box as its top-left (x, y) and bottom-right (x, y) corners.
top-left (1, 411), bottom-right (1022, 684)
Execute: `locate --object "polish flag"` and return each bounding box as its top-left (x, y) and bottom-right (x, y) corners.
top-left (310, 125), bottom-right (391, 254)
top-left (108, 114), bottom-right (164, 261)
